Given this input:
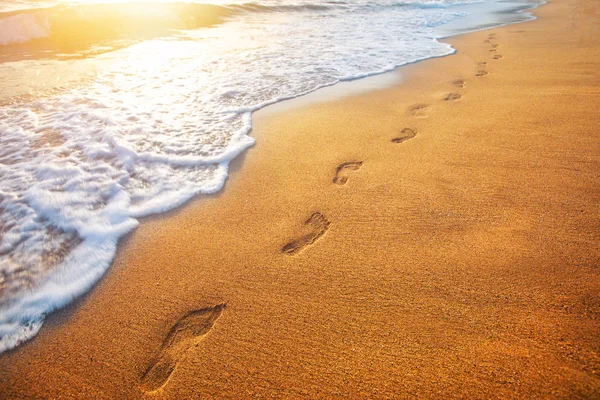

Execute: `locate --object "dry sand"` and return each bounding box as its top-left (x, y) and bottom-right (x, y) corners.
top-left (1, 0), bottom-right (599, 398)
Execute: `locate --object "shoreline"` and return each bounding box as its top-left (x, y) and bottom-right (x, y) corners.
top-left (2, 0), bottom-right (600, 397)
top-left (0, 0), bottom-right (539, 352)
top-left (253, 0), bottom-right (543, 117)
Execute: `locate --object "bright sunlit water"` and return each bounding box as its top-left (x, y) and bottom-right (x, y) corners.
top-left (0, 0), bottom-right (539, 352)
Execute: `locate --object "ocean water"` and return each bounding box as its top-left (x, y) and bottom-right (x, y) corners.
top-left (0, 0), bottom-right (538, 352)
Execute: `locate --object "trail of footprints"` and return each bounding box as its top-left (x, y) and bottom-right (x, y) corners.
top-left (282, 32), bottom-right (506, 257)
top-left (477, 33), bottom-right (502, 76)
top-left (282, 36), bottom-right (487, 256)
top-left (283, 33), bottom-right (504, 254)
top-left (141, 30), bottom-right (505, 393)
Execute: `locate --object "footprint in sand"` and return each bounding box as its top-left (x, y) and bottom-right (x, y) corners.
top-left (407, 103), bottom-right (429, 118)
top-left (333, 161), bottom-right (363, 185)
top-left (476, 65), bottom-right (488, 77)
top-left (392, 128), bottom-right (417, 144)
top-left (452, 79), bottom-right (466, 88)
top-left (444, 93), bottom-right (462, 101)
top-left (282, 212), bottom-right (330, 255)
top-left (493, 55), bottom-right (503, 60)
top-left (141, 304), bottom-right (226, 392)
top-left (488, 33), bottom-right (497, 39)
top-left (491, 43), bottom-right (499, 48)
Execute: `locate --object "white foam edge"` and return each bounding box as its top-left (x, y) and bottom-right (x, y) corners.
top-left (129, 125), bottom-right (255, 217)
top-left (0, 236), bottom-right (121, 353)
top-left (128, 162), bottom-right (229, 217)
top-left (403, 0), bottom-right (485, 9)
top-left (436, 0), bottom-right (543, 39)
top-left (0, 117), bottom-right (256, 353)
top-left (223, 44), bottom-right (456, 117)
top-left (226, 0), bottom-right (542, 116)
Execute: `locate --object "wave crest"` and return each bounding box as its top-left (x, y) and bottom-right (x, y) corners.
top-left (0, 12), bottom-right (50, 46)
top-left (0, 2), bottom-right (235, 48)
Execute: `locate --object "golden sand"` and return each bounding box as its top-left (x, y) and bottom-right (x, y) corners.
top-left (1, 0), bottom-right (599, 397)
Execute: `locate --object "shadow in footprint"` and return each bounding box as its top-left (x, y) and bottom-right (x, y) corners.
top-left (444, 93), bottom-right (462, 101)
top-left (392, 128), bottom-right (417, 144)
top-left (493, 55), bottom-right (503, 59)
top-left (333, 161), bottom-right (363, 185)
top-left (282, 212), bottom-right (330, 255)
top-left (141, 304), bottom-right (226, 392)
top-left (452, 79), bottom-right (465, 88)
top-left (407, 103), bottom-right (429, 118)
top-left (476, 70), bottom-right (488, 77)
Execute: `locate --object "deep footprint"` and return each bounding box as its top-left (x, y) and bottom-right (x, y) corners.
top-left (452, 79), bottom-right (465, 88)
top-left (493, 54), bottom-right (503, 59)
top-left (476, 70), bottom-right (488, 77)
top-left (141, 304), bottom-right (226, 392)
top-left (407, 103), bottom-right (429, 118)
top-left (392, 128), bottom-right (417, 144)
top-left (444, 93), bottom-right (462, 101)
top-left (333, 161), bottom-right (363, 185)
top-left (282, 212), bottom-right (330, 255)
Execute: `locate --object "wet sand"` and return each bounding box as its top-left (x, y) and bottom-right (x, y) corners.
top-left (1, 0), bottom-right (599, 398)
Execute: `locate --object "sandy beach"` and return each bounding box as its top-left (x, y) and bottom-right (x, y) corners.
top-left (1, 0), bottom-right (599, 397)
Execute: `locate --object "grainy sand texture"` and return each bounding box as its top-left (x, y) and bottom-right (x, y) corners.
top-left (1, 0), bottom-right (599, 398)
